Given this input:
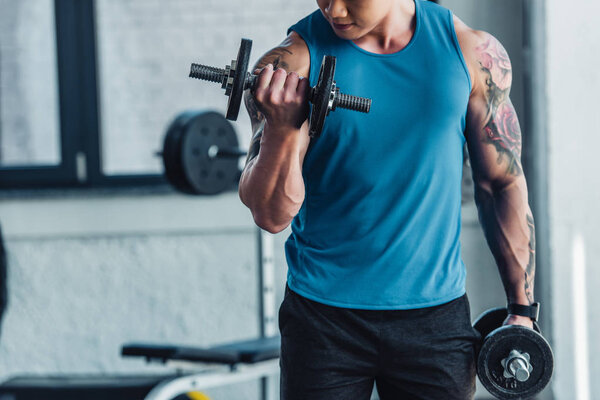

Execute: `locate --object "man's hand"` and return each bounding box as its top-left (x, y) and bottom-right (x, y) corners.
top-left (253, 64), bottom-right (310, 133)
top-left (503, 314), bottom-right (534, 329)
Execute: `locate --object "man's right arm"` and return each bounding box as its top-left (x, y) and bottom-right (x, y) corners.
top-left (238, 32), bottom-right (311, 233)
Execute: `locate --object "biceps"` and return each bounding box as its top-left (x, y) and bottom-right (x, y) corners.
top-left (466, 95), bottom-right (523, 188)
top-left (251, 32), bottom-right (309, 75)
top-left (464, 32), bottom-right (525, 187)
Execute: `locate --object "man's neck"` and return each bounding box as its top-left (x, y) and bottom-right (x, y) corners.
top-left (354, 0), bottom-right (416, 54)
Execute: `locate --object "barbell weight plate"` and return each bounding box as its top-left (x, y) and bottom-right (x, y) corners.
top-left (226, 38), bottom-right (252, 121)
top-left (478, 325), bottom-right (554, 400)
top-left (309, 55), bottom-right (336, 138)
top-left (162, 112), bottom-right (198, 194)
top-left (181, 111), bottom-right (239, 195)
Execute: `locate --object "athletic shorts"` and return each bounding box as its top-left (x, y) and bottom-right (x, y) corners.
top-left (279, 285), bottom-right (481, 400)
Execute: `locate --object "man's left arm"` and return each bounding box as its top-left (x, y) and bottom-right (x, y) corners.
top-left (458, 24), bottom-right (535, 329)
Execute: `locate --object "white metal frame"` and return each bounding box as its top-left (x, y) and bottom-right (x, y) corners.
top-left (143, 359), bottom-right (280, 400)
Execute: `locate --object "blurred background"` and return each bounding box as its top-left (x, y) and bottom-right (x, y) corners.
top-left (0, 0), bottom-right (597, 399)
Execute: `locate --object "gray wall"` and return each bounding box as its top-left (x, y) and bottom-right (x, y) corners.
top-left (546, 0), bottom-right (600, 398)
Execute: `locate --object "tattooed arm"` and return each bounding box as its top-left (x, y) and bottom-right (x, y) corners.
top-left (238, 32), bottom-right (311, 233)
top-left (455, 19), bottom-right (535, 328)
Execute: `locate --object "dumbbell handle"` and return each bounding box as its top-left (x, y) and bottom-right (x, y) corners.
top-left (207, 144), bottom-right (247, 159)
top-left (335, 91), bottom-right (371, 114)
top-left (156, 147), bottom-right (247, 159)
top-left (189, 63), bottom-right (371, 114)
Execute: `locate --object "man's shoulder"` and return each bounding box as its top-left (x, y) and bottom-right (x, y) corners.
top-left (453, 16), bottom-right (495, 58)
top-left (280, 31), bottom-right (311, 76)
top-left (452, 16), bottom-right (512, 94)
top-left (252, 32), bottom-right (310, 79)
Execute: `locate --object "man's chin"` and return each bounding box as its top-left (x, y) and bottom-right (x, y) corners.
top-left (332, 28), bottom-right (363, 41)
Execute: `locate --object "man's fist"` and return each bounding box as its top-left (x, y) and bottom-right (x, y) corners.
top-left (503, 313), bottom-right (534, 329)
top-left (253, 63), bottom-right (310, 131)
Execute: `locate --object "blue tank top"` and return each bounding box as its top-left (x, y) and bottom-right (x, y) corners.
top-left (285, 0), bottom-right (471, 309)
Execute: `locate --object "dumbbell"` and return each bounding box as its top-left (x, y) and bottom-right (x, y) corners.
top-left (473, 306), bottom-right (554, 399)
top-left (188, 38), bottom-right (372, 137)
top-left (161, 110), bottom-right (246, 195)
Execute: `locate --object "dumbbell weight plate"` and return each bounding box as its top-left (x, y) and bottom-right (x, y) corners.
top-left (478, 325), bottom-right (554, 399)
top-left (473, 307), bottom-right (507, 340)
top-left (226, 38), bottom-right (252, 121)
top-left (473, 307), bottom-right (542, 337)
top-left (162, 111), bottom-right (239, 195)
top-left (309, 55), bottom-right (336, 138)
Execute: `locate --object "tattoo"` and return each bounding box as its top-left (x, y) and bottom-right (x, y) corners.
top-left (245, 121), bottom-right (264, 165)
top-left (244, 46), bottom-right (294, 127)
top-left (524, 213), bottom-right (536, 304)
top-left (244, 90), bottom-right (263, 123)
top-left (477, 37), bottom-right (523, 176)
top-left (254, 47), bottom-right (292, 71)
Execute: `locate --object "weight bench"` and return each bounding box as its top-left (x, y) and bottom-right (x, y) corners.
top-left (0, 337), bottom-right (280, 400)
top-left (121, 336), bottom-right (281, 400)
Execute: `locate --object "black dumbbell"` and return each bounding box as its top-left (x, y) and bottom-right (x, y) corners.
top-left (473, 307), bottom-right (554, 399)
top-left (161, 110), bottom-right (245, 195)
top-left (189, 38), bottom-right (372, 137)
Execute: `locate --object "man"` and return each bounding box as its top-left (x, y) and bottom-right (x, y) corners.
top-left (239, 0), bottom-right (536, 398)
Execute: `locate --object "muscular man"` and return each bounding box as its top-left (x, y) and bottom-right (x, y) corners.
top-left (239, 0), bottom-right (536, 398)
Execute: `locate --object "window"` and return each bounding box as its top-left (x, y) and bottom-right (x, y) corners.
top-left (0, 0), bottom-right (69, 188)
top-left (0, 0), bottom-right (315, 189)
top-left (0, 0), bottom-right (61, 168)
top-left (94, 0), bottom-right (222, 175)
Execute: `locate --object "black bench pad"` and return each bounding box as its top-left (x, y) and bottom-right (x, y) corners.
top-left (122, 336), bottom-right (280, 365)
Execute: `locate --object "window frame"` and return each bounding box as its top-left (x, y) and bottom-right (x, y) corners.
top-left (0, 0), bottom-right (165, 189)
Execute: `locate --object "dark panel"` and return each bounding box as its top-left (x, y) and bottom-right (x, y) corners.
top-left (0, 224), bottom-right (6, 336)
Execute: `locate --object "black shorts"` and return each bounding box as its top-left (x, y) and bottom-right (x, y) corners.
top-left (279, 285), bottom-right (481, 400)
